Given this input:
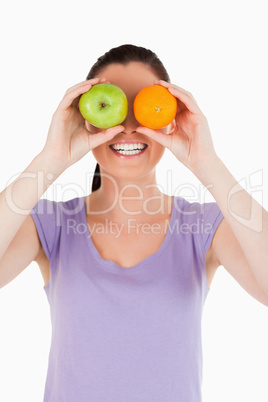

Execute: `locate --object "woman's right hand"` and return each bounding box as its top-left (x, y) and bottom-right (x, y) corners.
top-left (41, 77), bottom-right (125, 171)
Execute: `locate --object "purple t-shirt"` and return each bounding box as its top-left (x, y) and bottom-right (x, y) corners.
top-left (31, 195), bottom-right (224, 402)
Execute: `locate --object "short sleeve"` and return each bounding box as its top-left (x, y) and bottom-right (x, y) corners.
top-left (199, 202), bottom-right (224, 254)
top-left (30, 198), bottom-right (61, 261)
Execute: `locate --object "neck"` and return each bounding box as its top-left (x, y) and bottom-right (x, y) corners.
top-left (87, 168), bottom-right (170, 219)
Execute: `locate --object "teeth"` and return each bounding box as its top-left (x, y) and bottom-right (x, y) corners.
top-left (113, 149), bottom-right (145, 155)
top-left (111, 143), bottom-right (146, 151)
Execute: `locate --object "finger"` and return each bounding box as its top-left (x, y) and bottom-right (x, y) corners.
top-left (154, 80), bottom-right (201, 115)
top-left (136, 127), bottom-right (171, 148)
top-left (58, 78), bottom-right (101, 111)
top-left (154, 79), bottom-right (191, 97)
top-left (168, 86), bottom-right (202, 115)
top-left (89, 125), bottom-right (125, 150)
top-left (61, 77), bottom-right (112, 110)
top-left (65, 77), bottom-right (109, 94)
top-left (65, 78), bottom-right (101, 94)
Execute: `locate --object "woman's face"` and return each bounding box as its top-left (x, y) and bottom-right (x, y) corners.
top-left (85, 62), bottom-right (174, 182)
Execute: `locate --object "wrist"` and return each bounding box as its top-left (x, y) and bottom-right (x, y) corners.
top-left (35, 151), bottom-right (67, 178)
top-left (192, 154), bottom-right (224, 187)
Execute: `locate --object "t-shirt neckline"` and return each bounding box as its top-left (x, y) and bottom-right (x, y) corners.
top-left (81, 195), bottom-right (175, 274)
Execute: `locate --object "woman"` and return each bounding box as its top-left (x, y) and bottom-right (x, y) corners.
top-left (0, 44), bottom-right (267, 401)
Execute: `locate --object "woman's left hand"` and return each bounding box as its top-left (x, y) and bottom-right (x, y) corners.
top-left (136, 80), bottom-right (218, 175)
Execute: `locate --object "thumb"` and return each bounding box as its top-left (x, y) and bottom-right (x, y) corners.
top-left (89, 125), bottom-right (125, 150)
top-left (136, 126), bottom-right (172, 148)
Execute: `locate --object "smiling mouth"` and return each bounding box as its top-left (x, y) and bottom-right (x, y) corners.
top-left (109, 143), bottom-right (148, 156)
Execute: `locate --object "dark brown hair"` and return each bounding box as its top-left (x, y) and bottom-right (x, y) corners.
top-left (87, 44), bottom-right (171, 192)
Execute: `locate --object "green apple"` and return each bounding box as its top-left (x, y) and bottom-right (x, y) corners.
top-left (79, 83), bottom-right (128, 129)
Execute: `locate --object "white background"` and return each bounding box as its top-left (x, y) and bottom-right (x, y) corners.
top-left (0, 0), bottom-right (267, 401)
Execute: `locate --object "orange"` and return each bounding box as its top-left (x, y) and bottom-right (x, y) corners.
top-left (133, 85), bottom-right (177, 129)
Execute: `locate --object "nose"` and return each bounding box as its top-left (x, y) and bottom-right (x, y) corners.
top-left (121, 101), bottom-right (139, 134)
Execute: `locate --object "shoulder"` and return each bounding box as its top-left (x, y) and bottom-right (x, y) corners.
top-left (31, 196), bottom-right (85, 216)
top-left (30, 196), bottom-right (86, 260)
top-left (173, 195), bottom-right (223, 222)
top-left (172, 195), bottom-right (224, 252)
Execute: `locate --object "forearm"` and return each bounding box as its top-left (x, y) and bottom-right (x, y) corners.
top-left (195, 155), bottom-right (268, 293)
top-left (0, 152), bottom-right (65, 260)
